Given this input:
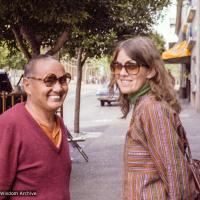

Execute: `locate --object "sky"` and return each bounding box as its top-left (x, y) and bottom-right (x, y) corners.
top-left (153, 0), bottom-right (178, 45)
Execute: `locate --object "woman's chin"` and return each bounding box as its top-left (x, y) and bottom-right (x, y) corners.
top-left (119, 87), bottom-right (136, 95)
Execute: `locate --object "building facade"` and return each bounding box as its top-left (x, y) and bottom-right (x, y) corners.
top-left (176, 0), bottom-right (200, 111)
top-left (61, 58), bottom-right (100, 84)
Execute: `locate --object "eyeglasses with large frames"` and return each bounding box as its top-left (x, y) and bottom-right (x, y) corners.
top-left (26, 73), bottom-right (71, 87)
top-left (110, 60), bottom-right (148, 75)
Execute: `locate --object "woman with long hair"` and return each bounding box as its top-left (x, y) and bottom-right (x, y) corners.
top-left (110, 36), bottom-right (195, 199)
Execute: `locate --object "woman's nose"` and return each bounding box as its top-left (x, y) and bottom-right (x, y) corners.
top-left (120, 66), bottom-right (128, 76)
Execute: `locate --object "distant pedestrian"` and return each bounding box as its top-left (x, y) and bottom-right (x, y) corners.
top-left (0, 55), bottom-right (72, 200)
top-left (168, 69), bottom-right (176, 86)
top-left (110, 36), bottom-right (196, 199)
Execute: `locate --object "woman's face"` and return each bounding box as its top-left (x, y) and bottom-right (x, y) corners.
top-left (114, 49), bottom-right (149, 94)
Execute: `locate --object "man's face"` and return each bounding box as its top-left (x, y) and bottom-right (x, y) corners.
top-left (24, 58), bottom-right (69, 113)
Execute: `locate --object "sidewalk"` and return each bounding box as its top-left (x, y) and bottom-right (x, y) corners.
top-left (69, 114), bottom-right (126, 200)
top-left (179, 100), bottom-right (200, 159)
top-left (69, 100), bottom-right (200, 200)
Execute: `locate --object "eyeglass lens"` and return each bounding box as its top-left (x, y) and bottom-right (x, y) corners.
top-left (111, 61), bottom-right (140, 75)
top-left (44, 73), bottom-right (71, 87)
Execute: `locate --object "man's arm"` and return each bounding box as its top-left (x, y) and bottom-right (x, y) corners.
top-left (0, 123), bottom-right (18, 193)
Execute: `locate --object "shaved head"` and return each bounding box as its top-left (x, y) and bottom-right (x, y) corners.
top-left (23, 54), bottom-right (60, 77)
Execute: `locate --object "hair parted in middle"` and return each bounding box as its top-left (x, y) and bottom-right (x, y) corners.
top-left (109, 36), bottom-right (181, 118)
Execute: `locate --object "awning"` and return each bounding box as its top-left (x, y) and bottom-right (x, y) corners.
top-left (162, 40), bottom-right (191, 64)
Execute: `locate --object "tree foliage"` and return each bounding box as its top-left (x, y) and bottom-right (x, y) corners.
top-left (0, 0), bottom-right (171, 60)
top-left (0, 0), bottom-right (88, 59)
top-left (0, 0), bottom-right (171, 133)
top-left (149, 31), bottom-right (166, 54)
top-left (0, 44), bottom-right (26, 69)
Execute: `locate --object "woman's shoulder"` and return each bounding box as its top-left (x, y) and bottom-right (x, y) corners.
top-left (135, 94), bottom-right (156, 109)
top-left (136, 94), bottom-right (175, 116)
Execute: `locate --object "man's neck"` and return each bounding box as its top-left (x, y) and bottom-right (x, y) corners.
top-left (25, 101), bottom-right (55, 129)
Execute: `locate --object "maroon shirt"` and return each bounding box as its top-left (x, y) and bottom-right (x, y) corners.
top-left (0, 103), bottom-right (71, 200)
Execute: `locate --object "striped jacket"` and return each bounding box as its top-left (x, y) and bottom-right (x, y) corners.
top-left (123, 94), bottom-right (194, 200)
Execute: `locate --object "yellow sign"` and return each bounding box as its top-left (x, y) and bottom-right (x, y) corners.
top-left (162, 40), bottom-right (191, 60)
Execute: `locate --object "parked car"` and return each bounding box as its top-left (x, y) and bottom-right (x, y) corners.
top-left (0, 72), bottom-right (13, 93)
top-left (96, 84), bottom-right (109, 96)
top-left (96, 84), bottom-right (119, 106)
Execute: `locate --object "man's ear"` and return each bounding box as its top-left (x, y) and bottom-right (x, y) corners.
top-left (23, 78), bottom-right (31, 95)
top-left (147, 68), bottom-right (156, 79)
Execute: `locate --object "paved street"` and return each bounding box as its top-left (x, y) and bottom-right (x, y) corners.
top-left (179, 100), bottom-right (200, 159)
top-left (63, 83), bottom-right (200, 200)
top-left (63, 83), bottom-right (128, 200)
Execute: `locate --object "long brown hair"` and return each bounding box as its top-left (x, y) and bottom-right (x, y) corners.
top-left (109, 36), bottom-right (181, 118)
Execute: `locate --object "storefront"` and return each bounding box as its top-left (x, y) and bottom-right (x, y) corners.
top-left (162, 40), bottom-right (191, 99)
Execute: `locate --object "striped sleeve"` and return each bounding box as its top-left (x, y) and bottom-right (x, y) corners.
top-left (140, 102), bottom-right (190, 200)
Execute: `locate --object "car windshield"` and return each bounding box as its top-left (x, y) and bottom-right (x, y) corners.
top-left (96, 84), bottom-right (119, 97)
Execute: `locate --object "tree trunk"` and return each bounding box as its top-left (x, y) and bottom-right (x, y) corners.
top-left (74, 48), bottom-right (83, 133)
top-left (11, 26), bottom-right (32, 60)
top-left (12, 25), bottom-right (70, 60)
top-left (46, 28), bottom-right (70, 56)
top-left (20, 26), bottom-right (40, 56)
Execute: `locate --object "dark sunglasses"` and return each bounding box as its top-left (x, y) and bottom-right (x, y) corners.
top-left (110, 60), bottom-right (148, 75)
top-left (27, 73), bottom-right (71, 87)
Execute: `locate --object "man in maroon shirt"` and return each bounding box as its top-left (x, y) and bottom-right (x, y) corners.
top-left (0, 55), bottom-right (71, 200)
